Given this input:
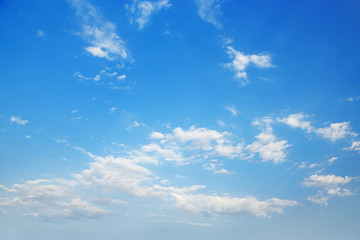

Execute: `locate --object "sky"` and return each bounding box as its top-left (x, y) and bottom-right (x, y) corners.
top-left (1, 0), bottom-right (360, 239)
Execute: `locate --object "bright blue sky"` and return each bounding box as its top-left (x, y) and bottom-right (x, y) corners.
top-left (1, 0), bottom-right (360, 239)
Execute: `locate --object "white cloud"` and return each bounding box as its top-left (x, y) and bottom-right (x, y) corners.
top-left (70, 0), bottom-right (129, 61)
top-left (176, 220), bottom-right (211, 227)
top-left (224, 46), bottom-right (272, 85)
top-left (303, 174), bottom-right (356, 205)
top-left (225, 105), bottom-right (238, 117)
top-left (126, 121), bottom-right (145, 130)
top-left (86, 46), bottom-right (109, 59)
top-left (152, 126), bottom-right (243, 160)
top-left (73, 151), bottom-right (203, 197)
top-left (246, 118), bottom-right (290, 164)
top-left (277, 113), bottom-right (313, 132)
top-left (202, 161), bottom-right (230, 174)
top-left (74, 154), bottom-right (156, 197)
top-left (303, 174), bottom-right (352, 188)
top-left (171, 126), bottom-right (229, 151)
top-left (117, 74), bottom-right (126, 80)
top-left (194, 0), bottom-right (222, 28)
top-left (141, 143), bottom-right (185, 163)
top-left (90, 197), bottom-right (129, 205)
top-left (127, 0), bottom-right (171, 30)
top-left (150, 131), bottom-right (165, 139)
top-left (172, 193), bottom-right (298, 218)
top-left (346, 96), bottom-right (360, 102)
top-left (0, 179), bottom-right (109, 220)
top-left (344, 141), bottom-right (360, 152)
top-left (327, 157), bottom-right (338, 164)
top-left (10, 116), bottom-right (28, 125)
top-left (316, 122), bottom-right (356, 142)
top-left (109, 107), bottom-right (117, 113)
top-left (25, 135), bottom-right (32, 139)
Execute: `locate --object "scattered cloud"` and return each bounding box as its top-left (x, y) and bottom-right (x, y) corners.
top-left (109, 107), bottom-right (117, 113)
top-left (277, 113), bottom-right (358, 142)
top-left (194, 0), bottom-right (222, 28)
top-left (316, 122), bottom-right (356, 142)
top-left (344, 141), bottom-right (360, 152)
top-left (225, 105), bottom-right (238, 117)
top-left (126, 0), bottom-right (171, 30)
top-left (224, 46), bottom-right (272, 85)
top-left (202, 160), bottom-right (230, 174)
top-left (25, 135), bottom-right (32, 139)
top-left (126, 121), bottom-right (146, 130)
top-left (346, 96), bottom-right (360, 102)
top-left (246, 117), bottom-right (291, 164)
top-left (172, 193), bottom-right (298, 218)
top-left (69, 0), bottom-right (129, 61)
top-left (327, 157), bottom-right (338, 165)
top-left (277, 113), bottom-right (313, 132)
top-left (75, 67), bottom-right (123, 83)
top-left (303, 174), bottom-right (356, 205)
top-left (10, 116), bottom-right (28, 125)
top-left (117, 74), bottom-right (126, 80)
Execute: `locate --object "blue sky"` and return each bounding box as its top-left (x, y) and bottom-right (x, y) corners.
top-left (1, 0), bottom-right (360, 239)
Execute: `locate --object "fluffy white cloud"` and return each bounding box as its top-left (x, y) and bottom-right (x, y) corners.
top-left (303, 174), bottom-right (356, 205)
top-left (194, 0), bottom-right (222, 28)
top-left (10, 116), bottom-right (28, 125)
top-left (73, 150), bottom-right (203, 197)
top-left (150, 131), bottom-right (165, 139)
top-left (171, 126), bottom-right (228, 151)
top-left (127, 0), bottom-right (171, 30)
top-left (224, 46), bottom-right (272, 85)
top-left (246, 118), bottom-right (290, 164)
top-left (172, 193), bottom-right (298, 218)
top-left (316, 122), bottom-right (355, 142)
top-left (151, 126), bottom-right (243, 160)
top-left (303, 174), bottom-right (352, 187)
top-left (70, 0), bottom-right (129, 60)
top-left (74, 154), bottom-right (156, 197)
top-left (277, 113), bottom-right (313, 132)
top-left (85, 46), bottom-right (109, 59)
top-left (246, 132), bottom-right (290, 164)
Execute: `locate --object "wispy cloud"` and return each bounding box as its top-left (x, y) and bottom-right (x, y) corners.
top-left (344, 141), bottom-right (360, 152)
top-left (224, 46), bottom-right (272, 85)
top-left (10, 116), bottom-right (28, 125)
top-left (194, 0), bottom-right (222, 28)
top-left (225, 105), bottom-right (238, 117)
top-left (36, 30), bottom-right (45, 37)
top-left (126, 0), bottom-right (171, 30)
top-left (69, 0), bottom-right (129, 61)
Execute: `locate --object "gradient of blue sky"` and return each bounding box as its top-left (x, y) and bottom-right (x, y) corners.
top-left (1, 0), bottom-right (360, 239)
